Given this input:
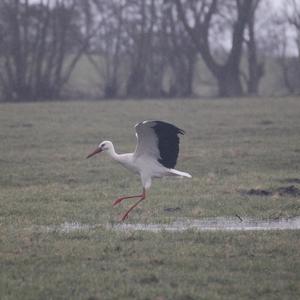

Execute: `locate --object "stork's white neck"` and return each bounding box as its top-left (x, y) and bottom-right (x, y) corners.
top-left (101, 141), bottom-right (133, 167)
top-left (105, 142), bottom-right (136, 172)
top-left (106, 143), bottom-right (119, 160)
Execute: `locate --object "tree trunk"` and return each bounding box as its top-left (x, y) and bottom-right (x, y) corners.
top-left (246, 0), bottom-right (264, 95)
top-left (217, 66), bottom-right (243, 97)
top-left (175, 0), bottom-right (254, 98)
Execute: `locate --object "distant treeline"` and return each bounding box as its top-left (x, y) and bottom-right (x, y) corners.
top-left (0, 0), bottom-right (299, 101)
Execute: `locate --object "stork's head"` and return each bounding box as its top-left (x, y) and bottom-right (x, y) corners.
top-left (86, 140), bottom-right (113, 158)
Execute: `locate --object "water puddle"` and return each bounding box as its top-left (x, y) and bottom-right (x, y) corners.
top-left (109, 217), bottom-right (300, 232)
top-left (33, 217), bottom-right (300, 233)
top-left (32, 222), bottom-right (99, 233)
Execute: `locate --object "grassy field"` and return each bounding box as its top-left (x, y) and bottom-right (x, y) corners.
top-left (1, 97), bottom-right (300, 299)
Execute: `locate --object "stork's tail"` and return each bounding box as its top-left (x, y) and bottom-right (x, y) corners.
top-left (168, 169), bottom-right (192, 178)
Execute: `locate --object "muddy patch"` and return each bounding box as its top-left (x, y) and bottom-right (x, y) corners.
top-left (240, 188), bottom-right (272, 196)
top-left (275, 185), bottom-right (300, 196)
top-left (259, 120), bottom-right (273, 125)
top-left (9, 122), bottom-right (33, 128)
top-left (163, 207), bottom-right (181, 212)
top-left (279, 178), bottom-right (300, 184)
top-left (240, 185), bottom-right (300, 197)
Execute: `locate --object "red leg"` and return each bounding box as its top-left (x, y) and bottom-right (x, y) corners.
top-left (121, 189), bottom-right (146, 221)
top-left (112, 190), bottom-right (145, 207)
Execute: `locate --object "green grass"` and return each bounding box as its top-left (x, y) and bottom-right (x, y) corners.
top-left (1, 97), bottom-right (300, 299)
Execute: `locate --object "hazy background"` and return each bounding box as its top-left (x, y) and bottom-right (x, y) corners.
top-left (0, 0), bottom-right (299, 101)
top-left (1, 2), bottom-right (300, 299)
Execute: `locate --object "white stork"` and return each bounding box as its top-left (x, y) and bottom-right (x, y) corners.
top-left (86, 120), bottom-right (192, 221)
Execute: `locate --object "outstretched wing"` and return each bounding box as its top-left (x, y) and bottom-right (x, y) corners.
top-left (134, 120), bottom-right (185, 168)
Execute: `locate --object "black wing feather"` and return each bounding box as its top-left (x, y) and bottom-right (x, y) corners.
top-left (152, 121), bottom-right (185, 168)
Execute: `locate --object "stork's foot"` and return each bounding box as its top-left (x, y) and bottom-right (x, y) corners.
top-left (119, 193), bottom-right (146, 222)
top-left (113, 188), bottom-right (147, 222)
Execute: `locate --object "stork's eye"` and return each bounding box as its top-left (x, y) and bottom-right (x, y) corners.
top-left (101, 143), bottom-right (106, 149)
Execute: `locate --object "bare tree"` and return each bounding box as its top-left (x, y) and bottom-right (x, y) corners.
top-left (244, 0), bottom-right (264, 95)
top-left (175, 0), bottom-right (258, 97)
top-left (1, 0), bottom-right (289, 100)
top-left (264, 0), bottom-right (300, 95)
top-left (125, 0), bottom-right (164, 98)
top-left (163, 3), bottom-right (197, 97)
top-left (0, 0), bottom-right (91, 101)
top-left (83, 0), bottom-right (126, 98)
top-left (283, 0), bottom-right (300, 93)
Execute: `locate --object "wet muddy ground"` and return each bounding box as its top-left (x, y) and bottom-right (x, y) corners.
top-left (239, 185), bottom-right (300, 197)
top-left (31, 216), bottom-right (300, 234)
top-left (109, 217), bottom-right (300, 232)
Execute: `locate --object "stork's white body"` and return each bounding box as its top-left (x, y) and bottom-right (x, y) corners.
top-left (104, 144), bottom-right (191, 189)
top-left (86, 120), bottom-right (191, 221)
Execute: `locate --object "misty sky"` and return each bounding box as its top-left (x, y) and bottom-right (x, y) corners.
top-left (27, 0), bottom-right (297, 55)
